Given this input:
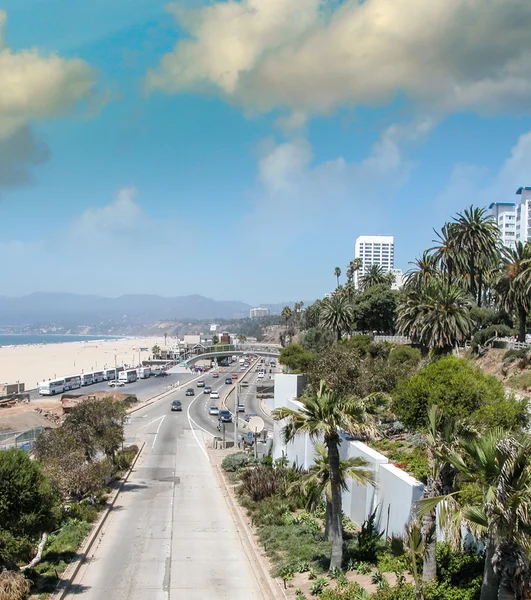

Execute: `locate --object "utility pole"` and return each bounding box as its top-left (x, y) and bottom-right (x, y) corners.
top-left (233, 384), bottom-right (239, 449)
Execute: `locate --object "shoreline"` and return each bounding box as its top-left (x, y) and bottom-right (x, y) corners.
top-left (0, 337), bottom-right (167, 390)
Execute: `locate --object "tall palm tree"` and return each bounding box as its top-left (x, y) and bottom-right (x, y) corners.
top-left (397, 278), bottom-right (474, 353)
top-left (359, 264), bottom-right (390, 290)
top-left (289, 442), bottom-right (374, 540)
top-left (495, 242), bottom-right (531, 343)
top-left (404, 251), bottom-right (439, 291)
top-left (429, 223), bottom-right (460, 286)
top-left (281, 306), bottom-right (293, 332)
top-left (237, 334), bottom-right (247, 344)
top-left (451, 206), bottom-right (500, 306)
top-left (344, 279), bottom-right (355, 303)
top-left (334, 267), bottom-right (341, 288)
top-left (273, 381), bottom-right (375, 569)
top-left (320, 294), bottom-right (353, 341)
top-left (421, 430), bottom-right (531, 600)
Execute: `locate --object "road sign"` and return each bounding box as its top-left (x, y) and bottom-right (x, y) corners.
top-left (248, 416), bottom-right (264, 434)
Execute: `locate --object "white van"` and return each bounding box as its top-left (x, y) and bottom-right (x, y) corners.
top-left (38, 378), bottom-right (65, 395)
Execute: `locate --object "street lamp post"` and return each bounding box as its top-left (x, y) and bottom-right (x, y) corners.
top-left (233, 383), bottom-right (239, 449)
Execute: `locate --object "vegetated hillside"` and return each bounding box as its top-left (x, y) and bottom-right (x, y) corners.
top-left (473, 347), bottom-right (531, 396)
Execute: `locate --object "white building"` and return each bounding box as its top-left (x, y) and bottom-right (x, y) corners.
top-left (490, 201), bottom-right (517, 249)
top-left (515, 186), bottom-right (531, 244)
top-left (391, 269), bottom-right (405, 290)
top-left (250, 307), bottom-right (270, 319)
top-left (354, 235), bottom-right (395, 288)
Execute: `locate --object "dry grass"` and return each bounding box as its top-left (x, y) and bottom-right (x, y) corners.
top-left (0, 571), bottom-right (30, 600)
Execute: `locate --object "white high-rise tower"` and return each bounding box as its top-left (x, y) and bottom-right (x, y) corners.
top-left (354, 235), bottom-right (395, 288)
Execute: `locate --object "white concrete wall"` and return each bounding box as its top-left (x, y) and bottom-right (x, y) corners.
top-left (273, 374), bottom-right (424, 536)
top-left (377, 464), bottom-right (424, 537)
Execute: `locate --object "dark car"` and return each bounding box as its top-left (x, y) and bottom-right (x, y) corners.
top-left (155, 370), bottom-right (168, 377)
top-left (171, 400), bottom-right (182, 412)
top-left (185, 388), bottom-right (195, 396)
top-left (225, 377), bottom-right (233, 384)
top-left (218, 409), bottom-right (232, 423)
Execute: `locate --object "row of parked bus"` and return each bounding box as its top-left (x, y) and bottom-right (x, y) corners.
top-left (38, 366), bottom-right (153, 396)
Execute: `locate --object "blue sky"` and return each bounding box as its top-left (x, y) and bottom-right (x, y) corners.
top-left (1, 0), bottom-right (531, 304)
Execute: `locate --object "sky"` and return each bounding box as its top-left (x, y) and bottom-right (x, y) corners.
top-left (1, 0), bottom-right (531, 305)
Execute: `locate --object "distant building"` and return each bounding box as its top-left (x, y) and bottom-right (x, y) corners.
top-left (183, 334), bottom-right (201, 347)
top-left (515, 187), bottom-right (531, 244)
top-left (354, 235), bottom-right (395, 288)
top-left (250, 307), bottom-right (270, 319)
top-left (490, 201), bottom-right (517, 249)
top-left (210, 324), bottom-right (218, 332)
top-left (391, 269), bottom-right (405, 290)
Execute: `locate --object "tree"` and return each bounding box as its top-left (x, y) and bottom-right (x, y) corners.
top-left (304, 300), bottom-right (322, 330)
top-left (273, 381), bottom-right (374, 569)
top-left (495, 241), bottom-right (531, 343)
top-left (152, 344), bottom-right (161, 356)
top-left (351, 284), bottom-right (399, 333)
top-left (278, 343), bottom-right (314, 373)
top-left (320, 294), bottom-right (353, 341)
top-left (212, 334), bottom-right (219, 345)
top-left (405, 251), bottom-right (439, 290)
top-left (237, 333), bottom-right (247, 344)
top-left (281, 306), bottom-right (293, 332)
top-left (451, 205), bottom-right (500, 306)
top-left (334, 266), bottom-right (341, 288)
top-left (359, 264), bottom-right (391, 290)
top-left (290, 442), bottom-right (374, 540)
top-left (392, 356), bottom-right (506, 431)
top-left (64, 397), bottom-right (126, 462)
top-left (300, 327), bottom-right (335, 354)
top-left (0, 449), bottom-right (57, 543)
top-left (397, 278), bottom-right (474, 353)
top-left (429, 223), bottom-right (459, 286)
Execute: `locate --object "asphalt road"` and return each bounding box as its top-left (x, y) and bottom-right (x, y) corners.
top-left (62, 359), bottom-right (275, 599)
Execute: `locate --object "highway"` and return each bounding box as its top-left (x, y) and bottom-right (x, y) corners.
top-left (63, 357), bottom-right (276, 599)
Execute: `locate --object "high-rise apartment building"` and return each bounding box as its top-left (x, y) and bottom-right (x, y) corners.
top-left (250, 307), bottom-right (270, 319)
top-left (490, 186), bottom-right (531, 249)
top-left (489, 201), bottom-right (517, 249)
top-left (354, 235), bottom-right (395, 288)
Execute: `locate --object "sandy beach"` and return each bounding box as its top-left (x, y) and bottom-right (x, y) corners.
top-left (0, 337), bottom-right (169, 390)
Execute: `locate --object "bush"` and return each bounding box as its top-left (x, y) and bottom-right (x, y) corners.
top-left (279, 344), bottom-right (315, 373)
top-left (64, 501), bottom-right (99, 523)
top-left (355, 509), bottom-right (383, 562)
top-left (471, 394), bottom-right (529, 431)
top-left (472, 324), bottom-right (513, 347)
top-left (310, 576), bottom-right (329, 595)
top-left (238, 466), bottom-right (288, 501)
top-left (377, 552), bottom-right (408, 573)
top-left (221, 452), bottom-right (257, 472)
top-left (0, 570), bottom-right (30, 600)
top-left (392, 356), bottom-right (506, 430)
top-left (435, 543), bottom-right (484, 588)
top-left (388, 346), bottom-right (422, 374)
top-left (114, 445), bottom-right (139, 472)
top-left (503, 348), bottom-right (528, 363)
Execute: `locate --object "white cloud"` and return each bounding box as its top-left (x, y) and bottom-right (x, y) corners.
top-left (147, 0), bottom-right (531, 118)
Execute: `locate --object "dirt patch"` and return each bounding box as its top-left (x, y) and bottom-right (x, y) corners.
top-left (473, 348), bottom-right (531, 397)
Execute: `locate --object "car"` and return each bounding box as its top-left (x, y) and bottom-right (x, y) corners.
top-left (231, 374), bottom-right (238, 379)
top-left (244, 412), bottom-right (257, 422)
top-left (185, 388), bottom-right (195, 396)
top-left (210, 391), bottom-right (220, 400)
top-left (209, 406), bottom-right (219, 416)
top-left (243, 362), bottom-right (249, 368)
top-left (203, 386), bottom-right (212, 394)
top-left (154, 370), bottom-right (168, 377)
top-left (218, 409), bottom-right (232, 423)
top-left (257, 372), bottom-right (264, 379)
top-left (241, 380), bottom-right (249, 387)
top-left (270, 361), bottom-right (276, 367)
top-left (237, 403), bottom-right (245, 412)
top-left (240, 366), bottom-right (246, 371)
top-left (240, 431), bottom-right (257, 447)
top-left (212, 372), bottom-right (219, 378)
top-left (225, 377), bottom-right (233, 384)
top-left (171, 400), bottom-right (182, 411)
top-left (197, 380), bottom-right (205, 387)
top-left (108, 380), bottom-right (125, 387)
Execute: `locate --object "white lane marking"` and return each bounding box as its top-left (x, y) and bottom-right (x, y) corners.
top-left (151, 415), bottom-right (166, 449)
top-left (135, 415), bottom-right (165, 434)
top-left (187, 393), bottom-right (213, 458)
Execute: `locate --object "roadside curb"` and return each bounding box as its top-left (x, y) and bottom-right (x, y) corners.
top-left (52, 441), bottom-right (146, 600)
top-left (211, 459), bottom-right (287, 600)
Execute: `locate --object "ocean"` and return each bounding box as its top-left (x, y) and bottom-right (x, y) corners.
top-left (0, 334), bottom-right (122, 347)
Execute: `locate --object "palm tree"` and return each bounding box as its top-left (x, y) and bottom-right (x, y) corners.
top-left (334, 267), bottom-right (341, 288)
top-left (273, 381), bottom-right (375, 569)
top-left (237, 334), bottom-right (247, 344)
top-left (451, 206), bottom-right (500, 306)
top-left (151, 344), bottom-right (161, 356)
top-left (281, 306), bottom-right (293, 332)
top-left (344, 279), bottom-right (355, 303)
top-left (422, 430), bottom-right (531, 600)
top-left (320, 294), bottom-right (353, 341)
top-left (429, 223), bottom-right (460, 286)
top-left (359, 264), bottom-right (390, 290)
top-left (290, 442), bottom-right (374, 540)
top-left (397, 278), bottom-right (474, 353)
top-left (404, 251), bottom-right (439, 290)
top-left (495, 242), bottom-right (531, 343)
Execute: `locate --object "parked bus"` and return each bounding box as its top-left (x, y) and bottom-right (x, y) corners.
top-left (91, 371), bottom-right (105, 384)
top-left (38, 379), bottom-right (65, 396)
top-left (138, 367), bottom-right (151, 379)
top-left (118, 369), bottom-right (137, 383)
top-left (103, 368), bottom-right (116, 381)
top-left (63, 375), bottom-right (81, 391)
top-left (80, 373), bottom-right (93, 386)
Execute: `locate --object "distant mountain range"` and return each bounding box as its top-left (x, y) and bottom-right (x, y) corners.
top-left (0, 293), bottom-right (297, 325)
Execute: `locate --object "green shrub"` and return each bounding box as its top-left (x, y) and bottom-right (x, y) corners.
top-left (388, 346), bottom-right (422, 374)
top-left (473, 324), bottom-right (513, 347)
top-left (65, 502), bottom-right (99, 523)
top-left (435, 543), bottom-right (484, 588)
top-left (114, 444), bottom-right (138, 472)
top-left (424, 579), bottom-right (481, 600)
top-left (356, 509), bottom-right (384, 562)
top-left (221, 452), bottom-right (255, 472)
top-left (310, 576), bottom-right (329, 595)
top-left (319, 582), bottom-right (369, 599)
top-left (377, 552), bottom-right (408, 573)
top-left (503, 348), bottom-right (528, 363)
top-left (371, 583), bottom-right (415, 600)
top-left (238, 466), bottom-right (288, 501)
